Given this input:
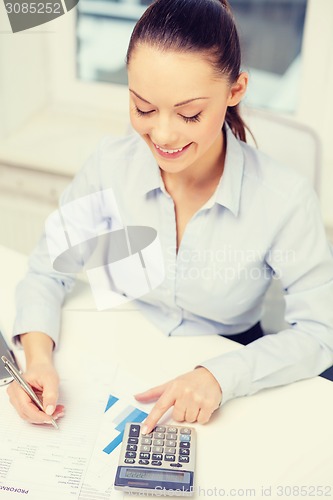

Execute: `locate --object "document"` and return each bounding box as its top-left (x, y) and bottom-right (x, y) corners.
top-left (0, 371), bottom-right (112, 500)
top-left (0, 363), bottom-right (158, 499)
top-left (79, 367), bottom-right (155, 499)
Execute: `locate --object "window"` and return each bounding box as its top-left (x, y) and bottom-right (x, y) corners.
top-left (76, 0), bottom-right (308, 113)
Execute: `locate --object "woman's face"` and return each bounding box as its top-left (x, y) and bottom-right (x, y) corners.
top-left (127, 44), bottom-right (247, 177)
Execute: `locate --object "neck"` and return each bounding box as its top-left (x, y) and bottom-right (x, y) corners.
top-left (161, 130), bottom-right (226, 194)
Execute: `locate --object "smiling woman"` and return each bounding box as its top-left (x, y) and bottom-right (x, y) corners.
top-left (127, 46), bottom-right (247, 184)
top-left (7, 0), bottom-right (333, 433)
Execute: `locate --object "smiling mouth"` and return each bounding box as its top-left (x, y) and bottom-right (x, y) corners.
top-left (155, 144), bottom-right (186, 154)
top-left (153, 142), bottom-right (192, 156)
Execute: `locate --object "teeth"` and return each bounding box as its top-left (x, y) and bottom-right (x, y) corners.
top-left (155, 144), bottom-right (184, 154)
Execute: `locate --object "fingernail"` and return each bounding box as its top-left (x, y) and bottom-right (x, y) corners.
top-left (141, 425), bottom-right (148, 435)
top-left (45, 405), bottom-right (55, 416)
top-left (54, 412), bottom-right (65, 420)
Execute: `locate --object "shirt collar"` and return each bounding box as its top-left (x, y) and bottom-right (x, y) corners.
top-left (134, 126), bottom-right (244, 216)
top-left (213, 126), bottom-right (244, 217)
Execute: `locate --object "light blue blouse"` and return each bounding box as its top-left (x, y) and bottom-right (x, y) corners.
top-left (13, 127), bottom-right (333, 404)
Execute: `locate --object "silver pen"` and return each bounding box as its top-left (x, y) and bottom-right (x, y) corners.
top-left (1, 355), bottom-right (59, 429)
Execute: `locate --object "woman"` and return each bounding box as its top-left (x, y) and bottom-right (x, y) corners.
top-left (8, 0), bottom-right (333, 431)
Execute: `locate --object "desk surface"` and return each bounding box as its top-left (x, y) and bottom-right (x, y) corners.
top-left (1, 245), bottom-right (333, 499)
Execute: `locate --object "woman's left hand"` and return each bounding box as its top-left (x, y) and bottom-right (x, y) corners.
top-left (135, 367), bottom-right (222, 434)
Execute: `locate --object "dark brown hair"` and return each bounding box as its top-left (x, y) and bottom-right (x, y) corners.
top-left (126, 0), bottom-right (250, 142)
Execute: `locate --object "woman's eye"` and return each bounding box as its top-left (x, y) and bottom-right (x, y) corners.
top-left (135, 106), bottom-right (154, 117)
top-left (134, 106), bottom-right (201, 123)
top-left (181, 113), bottom-right (202, 123)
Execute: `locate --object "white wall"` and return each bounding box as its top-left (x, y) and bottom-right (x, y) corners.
top-left (298, 0), bottom-right (333, 226)
top-left (0, 10), bottom-right (49, 140)
top-left (298, 0), bottom-right (333, 155)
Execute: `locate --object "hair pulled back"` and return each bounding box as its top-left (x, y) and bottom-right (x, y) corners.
top-left (126, 0), bottom-right (249, 142)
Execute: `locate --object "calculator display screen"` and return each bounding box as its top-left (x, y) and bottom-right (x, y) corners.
top-left (124, 468), bottom-right (187, 483)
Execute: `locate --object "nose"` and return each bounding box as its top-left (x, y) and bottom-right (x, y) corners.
top-left (151, 115), bottom-right (178, 148)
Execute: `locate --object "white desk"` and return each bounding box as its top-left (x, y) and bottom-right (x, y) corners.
top-left (1, 245), bottom-right (333, 499)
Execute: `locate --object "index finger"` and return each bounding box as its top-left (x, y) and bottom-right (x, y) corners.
top-left (142, 390), bottom-right (176, 434)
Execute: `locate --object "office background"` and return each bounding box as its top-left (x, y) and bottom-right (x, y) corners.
top-left (0, 0), bottom-right (332, 255)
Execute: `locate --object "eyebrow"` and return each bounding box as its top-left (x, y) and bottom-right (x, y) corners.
top-left (129, 89), bottom-right (209, 107)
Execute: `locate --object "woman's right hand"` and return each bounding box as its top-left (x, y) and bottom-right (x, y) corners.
top-left (6, 331), bottom-right (65, 425)
top-left (7, 361), bottom-right (65, 424)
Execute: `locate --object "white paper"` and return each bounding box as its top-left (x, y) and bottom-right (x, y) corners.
top-left (0, 363), bottom-right (162, 500)
top-left (80, 367), bottom-right (156, 499)
top-left (0, 371), bottom-right (113, 500)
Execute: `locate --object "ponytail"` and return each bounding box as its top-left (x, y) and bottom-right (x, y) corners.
top-left (225, 105), bottom-right (247, 143)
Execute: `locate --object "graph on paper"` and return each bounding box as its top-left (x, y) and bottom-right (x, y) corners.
top-left (102, 394), bottom-right (148, 455)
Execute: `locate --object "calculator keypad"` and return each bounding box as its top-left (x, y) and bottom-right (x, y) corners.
top-left (124, 423), bottom-right (193, 468)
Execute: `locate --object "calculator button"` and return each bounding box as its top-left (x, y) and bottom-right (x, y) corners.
top-left (165, 454), bottom-right (176, 462)
top-left (179, 435), bottom-right (191, 442)
top-left (125, 452), bottom-right (136, 459)
top-left (129, 425), bottom-right (141, 437)
top-left (166, 433), bottom-right (177, 440)
top-left (141, 437), bottom-right (152, 445)
top-left (128, 438), bottom-right (138, 444)
top-left (179, 456), bottom-right (189, 463)
top-left (124, 458), bottom-right (135, 464)
top-left (170, 463), bottom-right (183, 468)
top-left (180, 441), bottom-right (190, 448)
top-left (180, 428), bottom-right (191, 435)
top-left (167, 427), bottom-right (178, 433)
top-left (154, 432), bottom-right (165, 439)
top-left (165, 447), bottom-right (176, 454)
top-left (151, 461), bottom-right (162, 466)
top-left (153, 439), bottom-right (164, 447)
top-left (166, 440), bottom-right (176, 447)
top-left (179, 448), bottom-right (190, 456)
top-left (139, 452), bottom-right (151, 460)
top-left (126, 444), bottom-right (137, 451)
top-left (139, 459), bottom-right (150, 465)
top-left (140, 445), bottom-right (151, 452)
top-left (152, 453), bottom-right (163, 461)
top-left (155, 426), bottom-right (166, 432)
top-left (152, 446), bottom-right (163, 453)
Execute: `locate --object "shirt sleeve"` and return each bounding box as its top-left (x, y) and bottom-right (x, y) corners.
top-left (201, 178), bottom-right (333, 404)
top-left (12, 139), bottom-right (107, 348)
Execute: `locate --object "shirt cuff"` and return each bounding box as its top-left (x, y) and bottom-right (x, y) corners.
top-left (12, 304), bottom-right (60, 349)
top-left (200, 349), bottom-right (252, 405)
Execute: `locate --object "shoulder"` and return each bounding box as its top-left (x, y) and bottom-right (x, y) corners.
top-left (77, 132), bottom-right (153, 186)
top-left (230, 138), bottom-right (319, 238)
top-left (60, 132), bottom-right (153, 204)
top-left (239, 140), bottom-right (315, 204)
top-left (98, 132), bottom-right (147, 165)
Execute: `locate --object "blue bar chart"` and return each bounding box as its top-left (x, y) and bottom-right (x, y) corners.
top-left (102, 394), bottom-right (147, 455)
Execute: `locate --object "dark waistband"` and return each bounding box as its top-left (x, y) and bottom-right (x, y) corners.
top-left (220, 322), bottom-right (264, 346)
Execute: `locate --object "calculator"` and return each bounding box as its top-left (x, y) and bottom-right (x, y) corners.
top-left (114, 422), bottom-right (196, 496)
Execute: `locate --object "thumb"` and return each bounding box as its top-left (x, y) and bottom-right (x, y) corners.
top-left (41, 375), bottom-right (59, 416)
top-left (135, 383), bottom-right (168, 402)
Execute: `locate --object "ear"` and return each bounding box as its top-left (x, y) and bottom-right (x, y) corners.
top-left (227, 72), bottom-right (248, 106)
